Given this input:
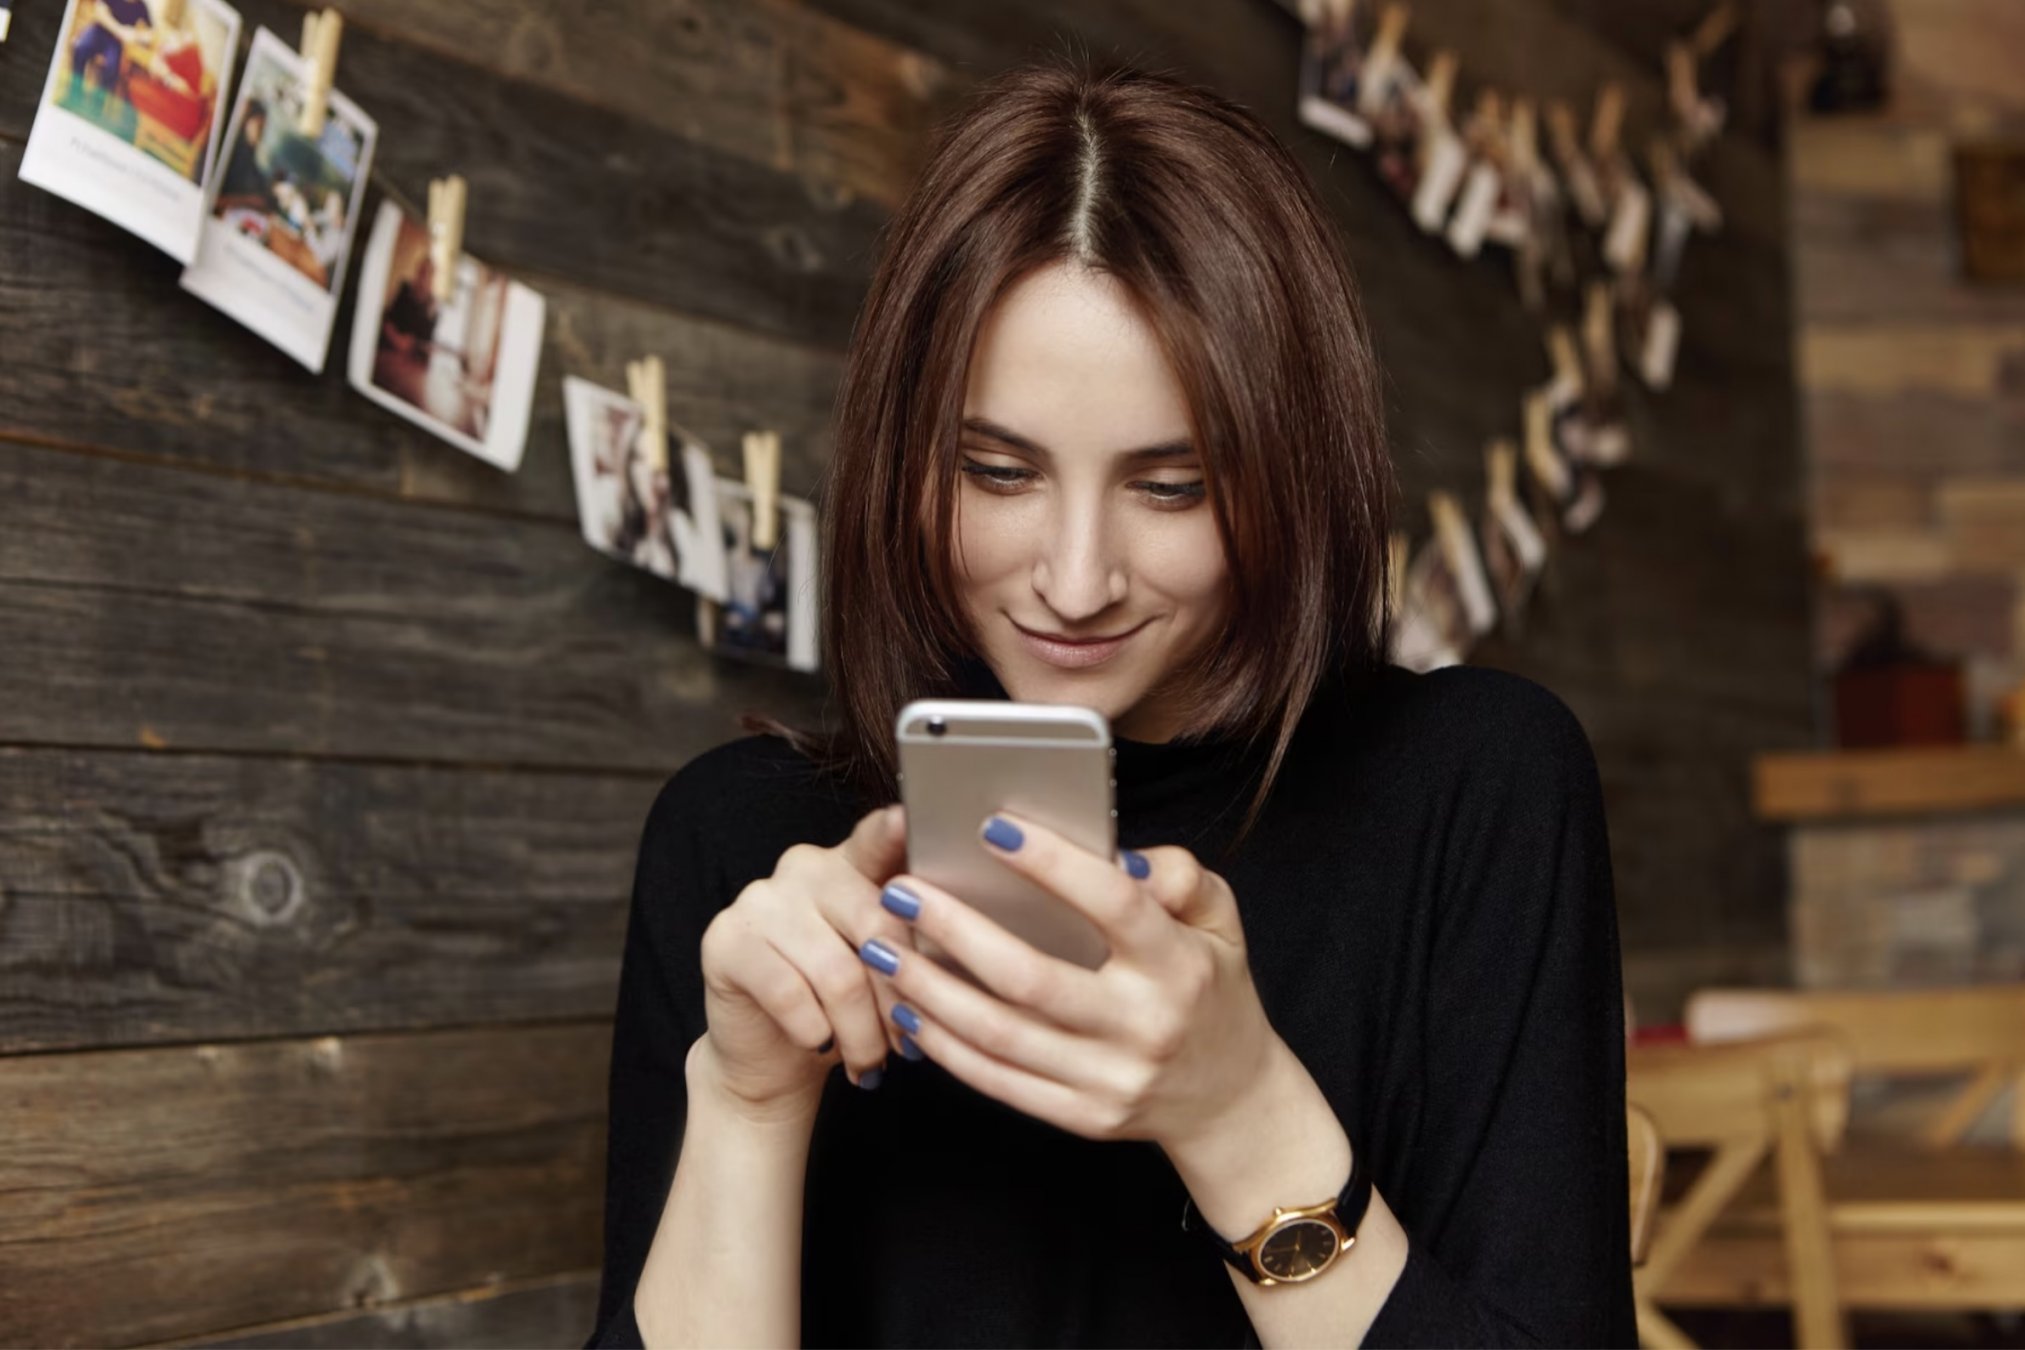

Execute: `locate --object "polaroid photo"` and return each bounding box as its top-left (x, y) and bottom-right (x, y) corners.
top-left (1480, 445), bottom-right (1546, 639)
top-left (695, 480), bottom-right (819, 674)
top-left (347, 200), bottom-right (545, 471)
top-left (1525, 388), bottom-right (1606, 537)
top-left (179, 25), bottom-right (377, 372)
top-left (1390, 535), bottom-right (1467, 674)
top-left (1296, 0), bottom-right (1372, 149)
top-left (562, 375), bottom-right (719, 593)
top-left (1430, 491), bottom-right (1497, 642)
top-left (18, 0), bottom-right (242, 261)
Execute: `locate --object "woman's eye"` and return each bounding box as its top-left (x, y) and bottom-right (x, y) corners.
top-left (1137, 480), bottom-right (1207, 505)
top-left (959, 459), bottom-right (1034, 491)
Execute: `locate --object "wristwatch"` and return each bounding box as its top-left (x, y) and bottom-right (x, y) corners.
top-left (1179, 1147), bottom-right (1371, 1286)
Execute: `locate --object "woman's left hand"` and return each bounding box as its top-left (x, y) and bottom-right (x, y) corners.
top-left (859, 809), bottom-right (1284, 1153)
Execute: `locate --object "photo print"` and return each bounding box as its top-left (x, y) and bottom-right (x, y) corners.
top-left (562, 375), bottom-right (729, 600)
top-left (1524, 386), bottom-right (1604, 537)
top-left (179, 24), bottom-right (377, 372)
top-left (1295, 0), bottom-right (1373, 149)
top-left (1479, 439), bottom-right (1546, 640)
top-left (347, 200), bottom-right (546, 471)
top-left (19, 0), bottom-right (242, 261)
top-left (1390, 534), bottom-right (1466, 674)
top-left (695, 480), bottom-right (818, 674)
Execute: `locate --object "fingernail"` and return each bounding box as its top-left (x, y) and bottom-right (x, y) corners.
top-left (859, 937), bottom-right (900, 976)
top-left (881, 882), bottom-right (921, 921)
top-left (899, 1033), bottom-right (925, 1061)
top-left (892, 1003), bottom-right (921, 1035)
top-left (857, 1066), bottom-right (885, 1090)
top-left (1120, 848), bottom-right (1150, 879)
top-left (982, 815), bottom-right (1023, 851)
top-left (816, 1036), bottom-right (835, 1054)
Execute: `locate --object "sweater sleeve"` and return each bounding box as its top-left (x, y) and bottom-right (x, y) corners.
top-left (584, 762), bottom-right (725, 1350)
top-left (1362, 672), bottom-right (1636, 1348)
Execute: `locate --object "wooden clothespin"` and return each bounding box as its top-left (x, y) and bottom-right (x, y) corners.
top-left (426, 175), bottom-right (466, 304)
top-left (741, 430), bottom-right (782, 551)
top-left (1420, 50), bottom-right (1458, 124)
top-left (1545, 325), bottom-right (1584, 404)
top-left (624, 355), bottom-right (668, 473)
top-left (1582, 280), bottom-right (1618, 392)
top-left (1356, 2), bottom-right (1410, 115)
top-left (298, 10), bottom-right (344, 138)
top-left (1588, 81), bottom-right (1625, 164)
top-left (1523, 390), bottom-right (1570, 500)
top-left (1509, 97), bottom-right (1539, 174)
top-left (1691, 0), bottom-right (1740, 59)
top-left (1430, 491), bottom-right (1496, 637)
top-left (1486, 438), bottom-right (1518, 507)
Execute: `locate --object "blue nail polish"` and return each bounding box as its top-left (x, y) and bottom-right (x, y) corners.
top-left (881, 882), bottom-right (921, 921)
top-left (892, 1003), bottom-right (921, 1035)
top-left (857, 1066), bottom-right (884, 1090)
top-left (859, 937), bottom-right (900, 976)
top-left (983, 815), bottom-right (1023, 851)
top-left (1121, 848), bottom-right (1150, 879)
top-left (899, 1033), bottom-right (925, 1061)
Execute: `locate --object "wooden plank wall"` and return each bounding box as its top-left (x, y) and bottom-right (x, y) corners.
top-left (1795, 0), bottom-right (2025, 730)
top-left (0, 0), bottom-right (1807, 1343)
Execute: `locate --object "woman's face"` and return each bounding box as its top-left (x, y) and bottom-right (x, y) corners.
top-left (953, 261), bottom-right (1231, 743)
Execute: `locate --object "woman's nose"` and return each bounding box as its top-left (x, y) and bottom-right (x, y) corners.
top-left (1032, 505), bottom-right (1127, 620)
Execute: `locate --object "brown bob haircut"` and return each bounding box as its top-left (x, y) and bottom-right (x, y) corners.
top-left (747, 56), bottom-right (1396, 854)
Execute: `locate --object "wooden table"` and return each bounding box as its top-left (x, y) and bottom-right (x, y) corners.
top-left (1658, 1143), bottom-right (2025, 1311)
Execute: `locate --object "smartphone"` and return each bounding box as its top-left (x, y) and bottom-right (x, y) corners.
top-left (894, 698), bottom-right (1117, 977)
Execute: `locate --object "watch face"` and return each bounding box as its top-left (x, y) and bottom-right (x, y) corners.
top-left (1257, 1218), bottom-right (1342, 1281)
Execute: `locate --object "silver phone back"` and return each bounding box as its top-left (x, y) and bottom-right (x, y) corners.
top-left (895, 699), bottom-right (1116, 974)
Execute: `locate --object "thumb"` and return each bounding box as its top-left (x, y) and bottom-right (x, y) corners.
top-left (838, 802), bottom-right (907, 882)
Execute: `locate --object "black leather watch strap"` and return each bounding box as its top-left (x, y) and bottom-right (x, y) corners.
top-left (1179, 1146), bottom-right (1371, 1279)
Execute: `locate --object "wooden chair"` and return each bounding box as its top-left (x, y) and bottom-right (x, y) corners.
top-left (1628, 1030), bottom-right (1853, 1350)
top-left (1628, 1102), bottom-right (1664, 1267)
top-left (1687, 984), bottom-right (2025, 1149)
top-left (1669, 985), bottom-right (2025, 1316)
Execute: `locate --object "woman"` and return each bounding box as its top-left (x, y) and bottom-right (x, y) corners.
top-left (588, 58), bottom-right (1632, 1349)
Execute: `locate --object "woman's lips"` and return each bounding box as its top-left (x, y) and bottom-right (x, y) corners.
top-left (1012, 617), bottom-right (1148, 670)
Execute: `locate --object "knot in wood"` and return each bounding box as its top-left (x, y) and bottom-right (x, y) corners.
top-left (230, 849), bottom-right (305, 926)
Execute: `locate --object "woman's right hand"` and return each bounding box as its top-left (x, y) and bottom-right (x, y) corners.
top-left (694, 802), bottom-right (914, 1115)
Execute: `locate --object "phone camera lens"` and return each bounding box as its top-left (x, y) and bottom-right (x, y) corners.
top-left (927, 716), bottom-right (947, 738)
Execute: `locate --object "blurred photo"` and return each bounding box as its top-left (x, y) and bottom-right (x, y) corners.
top-left (695, 481), bottom-right (818, 673)
top-left (180, 25), bottom-right (377, 371)
top-left (348, 200), bottom-right (546, 471)
top-left (19, 0), bottom-right (241, 261)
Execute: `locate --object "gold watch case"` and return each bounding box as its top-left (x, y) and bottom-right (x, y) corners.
top-left (1235, 1198), bottom-right (1356, 1285)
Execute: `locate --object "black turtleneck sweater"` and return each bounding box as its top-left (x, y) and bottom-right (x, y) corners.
top-left (586, 662), bottom-right (1634, 1348)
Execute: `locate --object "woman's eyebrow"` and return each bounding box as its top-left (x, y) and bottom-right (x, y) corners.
top-left (960, 416), bottom-right (1194, 463)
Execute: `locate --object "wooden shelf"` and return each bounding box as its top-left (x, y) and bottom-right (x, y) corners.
top-left (1754, 744), bottom-right (2025, 822)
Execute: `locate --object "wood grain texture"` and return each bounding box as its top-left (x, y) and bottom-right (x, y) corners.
top-left (0, 0), bottom-right (891, 350)
top-left (0, 745), bottom-right (669, 1055)
top-left (0, 1023), bottom-right (610, 1347)
top-left (0, 439), bottom-right (826, 768)
top-left (298, 0), bottom-right (956, 211)
top-left (0, 145), bottom-right (844, 520)
top-left (175, 1271), bottom-right (598, 1349)
top-left (1754, 744), bottom-right (2025, 821)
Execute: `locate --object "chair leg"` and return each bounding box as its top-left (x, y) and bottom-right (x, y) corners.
top-left (1772, 1077), bottom-right (1848, 1350)
top-left (1634, 1283), bottom-right (1699, 1350)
